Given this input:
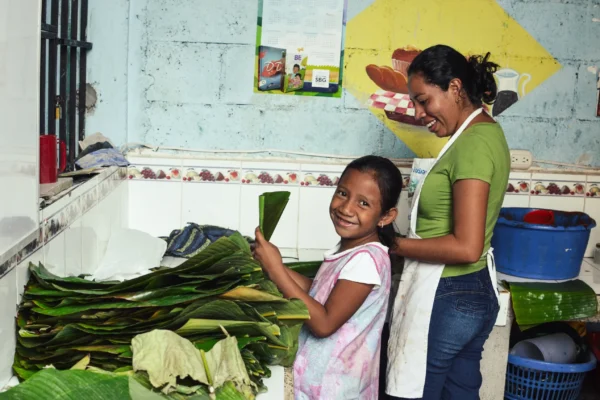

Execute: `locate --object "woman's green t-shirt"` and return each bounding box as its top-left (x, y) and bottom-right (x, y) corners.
top-left (416, 122), bottom-right (510, 278)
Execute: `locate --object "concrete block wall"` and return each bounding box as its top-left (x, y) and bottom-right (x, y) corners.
top-left (86, 0), bottom-right (600, 165)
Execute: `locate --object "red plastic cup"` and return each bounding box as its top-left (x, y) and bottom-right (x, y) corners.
top-left (40, 135), bottom-right (66, 184)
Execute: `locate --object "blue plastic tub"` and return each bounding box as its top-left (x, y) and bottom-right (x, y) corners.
top-left (491, 208), bottom-right (596, 280)
top-left (505, 352), bottom-right (597, 400)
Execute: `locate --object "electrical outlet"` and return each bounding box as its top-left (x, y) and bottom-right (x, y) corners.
top-left (510, 149), bottom-right (533, 170)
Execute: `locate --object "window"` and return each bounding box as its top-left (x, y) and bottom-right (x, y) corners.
top-left (40, 0), bottom-right (92, 170)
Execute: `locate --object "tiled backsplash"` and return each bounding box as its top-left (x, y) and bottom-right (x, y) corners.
top-left (127, 156), bottom-right (600, 257)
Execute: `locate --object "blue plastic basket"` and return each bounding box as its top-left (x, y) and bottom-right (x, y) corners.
top-left (505, 353), bottom-right (597, 400)
top-left (491, 208), bottom-right (596, 280)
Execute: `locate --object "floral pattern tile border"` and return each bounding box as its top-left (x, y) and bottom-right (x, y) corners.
top-left (184, 167), bottom-right (241, 183)
top-left (506, 179), bottom-right (531, 195)
top-left (241, 169), bottom-right (300, 185)
top-left (129, 163), bottom-right (443, 191)
top-left (529, 180), bottom-right (587, 197)
top-left (0, 168), bottom-right (125, 280)
top-left (586, 182), bottom-right (600, 198)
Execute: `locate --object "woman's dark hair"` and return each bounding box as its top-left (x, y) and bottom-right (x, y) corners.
top-left (407, 44), bottom-right (499, 107)
top-left (341, 155), bottom-right (402, 250)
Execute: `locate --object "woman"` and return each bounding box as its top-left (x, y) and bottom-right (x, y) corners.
top-left (386, 44), bottom-right (510, 400)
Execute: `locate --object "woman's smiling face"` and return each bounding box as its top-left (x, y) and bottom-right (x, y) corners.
top-left (408, 73), bottom-right (463, 138)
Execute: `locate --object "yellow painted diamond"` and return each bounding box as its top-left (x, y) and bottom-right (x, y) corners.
top-left (344, 0), bottom-right (561, 157)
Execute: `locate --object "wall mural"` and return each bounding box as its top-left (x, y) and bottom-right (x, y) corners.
top-left (344, 0), bottom-right (562, 158)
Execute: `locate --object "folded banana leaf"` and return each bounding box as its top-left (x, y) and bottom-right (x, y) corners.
top-left (508, 279), bottom-right (599, 325)
top-left (0, 368), bottom-right (248, 400)
top-left (259, 192), bottom-right (290, 241)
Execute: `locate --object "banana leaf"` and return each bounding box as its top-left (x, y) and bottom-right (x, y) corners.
top-left (250, 299), bottom-right (310, 326)
top-left (0, 369), bottom-right (130, 400)
top-left (0, 369), bottom-right (249, 400)
top-left (14, 211), bottom-right (306, 394)
top-left (508, 279), bottom-right (599, 325)
top-left (219, 287), bottom-right (287, 303)
top-left (28, 236), bottom-right (244, 295)
top-left (285, 261), bottom-right (322, 279)
top-left (259, 191), bottom-right (290, 241)
top-left (175, 319), bottom-right (284, 347)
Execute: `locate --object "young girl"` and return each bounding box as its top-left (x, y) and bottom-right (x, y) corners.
top-left (253, 155), bottom-right (402, 400)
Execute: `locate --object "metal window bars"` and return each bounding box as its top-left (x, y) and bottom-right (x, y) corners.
top-left (40, 0), bottom-right (92, 170)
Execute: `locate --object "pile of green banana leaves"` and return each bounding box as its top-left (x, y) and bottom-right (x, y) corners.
top-left (12, 191), bottom-right (321, 398)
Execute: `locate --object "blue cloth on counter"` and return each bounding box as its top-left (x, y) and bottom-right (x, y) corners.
top-left (161, 223), bottom-right (253, 258)
top-left (75, 148), bottom-right (129, 169)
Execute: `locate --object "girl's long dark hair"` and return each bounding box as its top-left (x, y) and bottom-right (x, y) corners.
top-left (341, 155), bottom-right (402, 251)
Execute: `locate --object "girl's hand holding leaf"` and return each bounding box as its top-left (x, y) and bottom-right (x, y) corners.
top-left (253, 227), bottom-right (284, 278)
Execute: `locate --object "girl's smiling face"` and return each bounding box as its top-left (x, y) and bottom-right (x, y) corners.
top-left (330, 169), bottom-right (386, 249)
top-left (408, 73), bottom-right (463, 138)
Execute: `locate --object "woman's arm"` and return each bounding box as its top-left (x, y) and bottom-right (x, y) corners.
top-left (253, 228), bottom-right (372, 338)
top-left (393, 179), bottom-right (489, 264)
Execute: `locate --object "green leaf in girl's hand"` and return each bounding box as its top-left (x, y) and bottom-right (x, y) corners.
top-left (258, 192), bottom-right (290, 241)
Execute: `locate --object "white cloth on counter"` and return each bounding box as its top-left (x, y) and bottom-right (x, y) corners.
top-left (89, 229), bottom-right (167, 282)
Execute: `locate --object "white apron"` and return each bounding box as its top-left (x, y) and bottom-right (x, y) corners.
top-left (386, 108), bottom-right (500, 398)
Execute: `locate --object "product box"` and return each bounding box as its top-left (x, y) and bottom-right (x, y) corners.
top-left (257, 46), bottom-right (286, 91)
top-left (283, 52), bottom-right (307, 93)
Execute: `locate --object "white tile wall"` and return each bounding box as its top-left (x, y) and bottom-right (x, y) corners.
top-left (0, 0), bottom-right (40, 258)
top-left (16, 250), bottom-right (43, 303)
top-left (501, 194), bottom-right (530, 208)
top-left (44, 232), bottom-right (66, 276)
top-left (0, 268), bottom-right (17, 387)
top-left (297, 187), bottom-right (338, 250)
top-left (529, 196), bottom-right (586, 214)
top-left (128, 180), bottom-right (182, 237)
top-left (181, 183), bottom-right (241, 231)
top-left (239, 186), bottom-right (300, 249)
top-left (65, 218), bottom-right (83, 276)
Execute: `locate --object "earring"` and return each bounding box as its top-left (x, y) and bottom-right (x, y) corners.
top-left (380, 222), bottom-right (384, 228)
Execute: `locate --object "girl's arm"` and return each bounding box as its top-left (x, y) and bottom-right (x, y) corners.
top-left (253, 228), bottom-right (373, 338)
top-left (393, 179), bottom-right (489, 264)
top-left (284, 268), bottom-right (313, 293)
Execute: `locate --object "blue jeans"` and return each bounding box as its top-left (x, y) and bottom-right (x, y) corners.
top-left (389, 268), bottom-right (499, 400)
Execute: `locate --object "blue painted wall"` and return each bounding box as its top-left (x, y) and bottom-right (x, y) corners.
top-left (86, 0), bottom-right (600, 165)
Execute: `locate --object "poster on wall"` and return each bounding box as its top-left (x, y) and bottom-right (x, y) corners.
top-left (254, 0), bottom-right (347, 98)
top-left (342, 0), bottom-right (562, 158)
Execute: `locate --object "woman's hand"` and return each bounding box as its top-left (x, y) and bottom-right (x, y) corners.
top-left (253, 227), bottom-right (284, 278)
